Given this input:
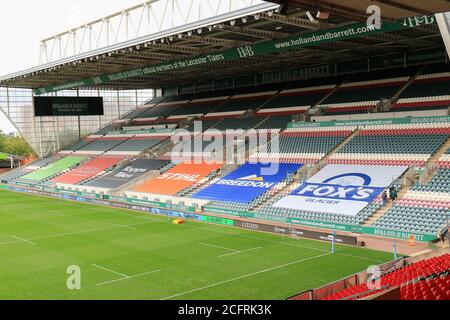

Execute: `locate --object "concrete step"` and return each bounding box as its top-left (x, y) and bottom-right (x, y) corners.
top-left (363, 186), bottom-right (411, 227)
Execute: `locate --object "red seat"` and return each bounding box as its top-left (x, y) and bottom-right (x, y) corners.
top-left (321, 254), bottom-right (450, 300)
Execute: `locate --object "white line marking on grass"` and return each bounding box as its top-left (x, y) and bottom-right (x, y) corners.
top-left (110, 223), bottom-right (137, 230)
top-left (195, 227), bottom-right (329, 254)
top-left (198, 242), bottom-right (238, 252)
top-left (92, 264), bottom-right (161, 286)
top-left (218, 247), bottom-right (262, 258)
top-left (56, 201), bottom-right (165, 223)
top-left (195, 226), bottom-right (385, 263)
top-left (11, 235), bottom-right (37, 246)
top-left (91, 264), bottom-right (129, 279)
top-left (336, 252), bottom-right (385, 264)
top-left (160, 252), bottom-right (331, 300)
top-left (0, 221), bottom-right (156, 247)
top-left (96, 269), bottom-right (161, 286)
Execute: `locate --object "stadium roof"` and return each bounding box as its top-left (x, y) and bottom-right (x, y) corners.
top-left (0, 0), bottom-right (449, 93)
top-left (266, 1), bottom-right (450, 21)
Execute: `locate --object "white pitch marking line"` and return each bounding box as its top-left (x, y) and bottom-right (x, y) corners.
top-left (160, 252), bottom-right (332, 300)
top-left (217, 247), bottom-right (263, 258)
top-left (110, 223), bottom-right (137, 230)
top-left (97, 269), bottom-right (161, 286)
top-left (198, 242), bottom-right (238, 252)
top-left (195, 226), bottom-right (385, 263)
top-left (11, 235), bottom-right (37, 246)
top-left (92, 264), bottom-right (129, 279)
top-left (0, 221), bottom-right (156, 247)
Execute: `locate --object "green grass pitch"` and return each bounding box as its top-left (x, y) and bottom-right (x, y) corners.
top-left (0, 190), bottom-right (394, 300)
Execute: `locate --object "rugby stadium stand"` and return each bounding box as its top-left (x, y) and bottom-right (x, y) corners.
top-left (18, 156), bottom-right (86, 182)
top-left (84, 159), bottom-right (170, 189)
top-left (51, 156), bottom-right (125, 185)
top-left (251, 126), bottom-right (356, 164)
top-left (320, 253), bottom-right (450, 300)
top-left (134, 162), bottom-right (222, 196)
top-left (2, 0), bottom-right (450, 302)
top-left (72, 137), bottom-right (129, 155)
top-left (328, 123), bottom-right (449, 166)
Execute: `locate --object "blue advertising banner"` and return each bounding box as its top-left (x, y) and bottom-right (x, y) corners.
top-left (193, 163), bottom-right (303, 203)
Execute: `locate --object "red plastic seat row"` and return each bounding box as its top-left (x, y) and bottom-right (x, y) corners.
top-left (339, 81), bottom-right (404, 91)
top-left (398, 199), bottom-right (450, 209)
top-left (280, 131), bottom-right (353, 137)
top-left (257, 111), bottom-right (306, 117)
top-left (52, 156), bottom-right (124, 185)
top-left (321, 254), bottom-right (450, 300)
top-left (253, 157), bottom-right (320, 164)
top-left (392, 100), bottom-right (450, 109)
top-left (436, 161), bottom-right (450, 169)
top-left (327, 106), bottom-right (374, 114)
top-left (359, 128), bottom-right (450, 136)
top-left (401, 276), bottom-right (450, 300)
top-left (413, 76), bottom-right (450, 84)
top-left (327, 159), bottom-right (426, 166)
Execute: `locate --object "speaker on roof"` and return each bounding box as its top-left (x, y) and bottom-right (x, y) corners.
top-left (316, 9), bottom-right (330, 20)
top-left (278, 1), bottom-right (289, 15)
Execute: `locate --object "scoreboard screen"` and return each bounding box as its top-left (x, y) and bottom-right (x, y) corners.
top-left (34, 97), bottom-right (104, 117)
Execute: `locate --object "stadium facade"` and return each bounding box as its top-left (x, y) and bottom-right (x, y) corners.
top-left (0, 0), bottom-right (449, 244)
top-left (0, 1), bottom-right (449, 301)
top-left (0, 0), bottom-right (278, 157)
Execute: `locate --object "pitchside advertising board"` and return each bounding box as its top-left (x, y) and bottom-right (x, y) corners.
top-left (34, 97), bottom-right (104, 117)
top-left (193, 163), bottom-right (303, 203)
top-left (234, 220), bottom-right (357, 246)
top-left (274, 165), bottom-right (408, 216)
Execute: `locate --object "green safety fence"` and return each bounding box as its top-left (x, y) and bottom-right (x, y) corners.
top-left (110, 128), bottom-right (175, 135)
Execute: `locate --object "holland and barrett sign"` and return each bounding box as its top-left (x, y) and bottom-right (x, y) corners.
top-left (34, 15), bottom-right (437, 95)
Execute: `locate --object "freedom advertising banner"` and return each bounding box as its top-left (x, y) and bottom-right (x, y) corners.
top-left (274, 164), bottom-right (408, 216)
top-left (135, 163), bottom-right (222, 196)
top-left (193, 163), bottom-right (302, 203)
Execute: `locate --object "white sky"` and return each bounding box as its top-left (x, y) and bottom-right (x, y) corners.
top-left (0, 0), bottom-right (144, 134)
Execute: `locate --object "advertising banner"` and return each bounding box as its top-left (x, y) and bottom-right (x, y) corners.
top-left (52, 156), bottom-right (123, 185)
top-left (34, 15), bottom-right (436, 95)
top-left (234, 220), bottom-right (357, 246)
top-left (193, 163), bottom-right (302, 203)
top-left (289, 115), bottom-right (450, 129)
top-left (135, 163), bottom-right (222, 196)
top-left (1, 184), bottom-right (437, 242)
top-left (86, 159), bottom-right (169, 189)
top-left (202, 215), bottom-right (235, 226)
top-left (274, 165), bottom-right (408, 215)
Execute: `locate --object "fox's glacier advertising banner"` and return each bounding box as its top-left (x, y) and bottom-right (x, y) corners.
top-left (193, 163), bottom-right (302, 203)
top-left (273, 165), bottom-right (408, 216)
